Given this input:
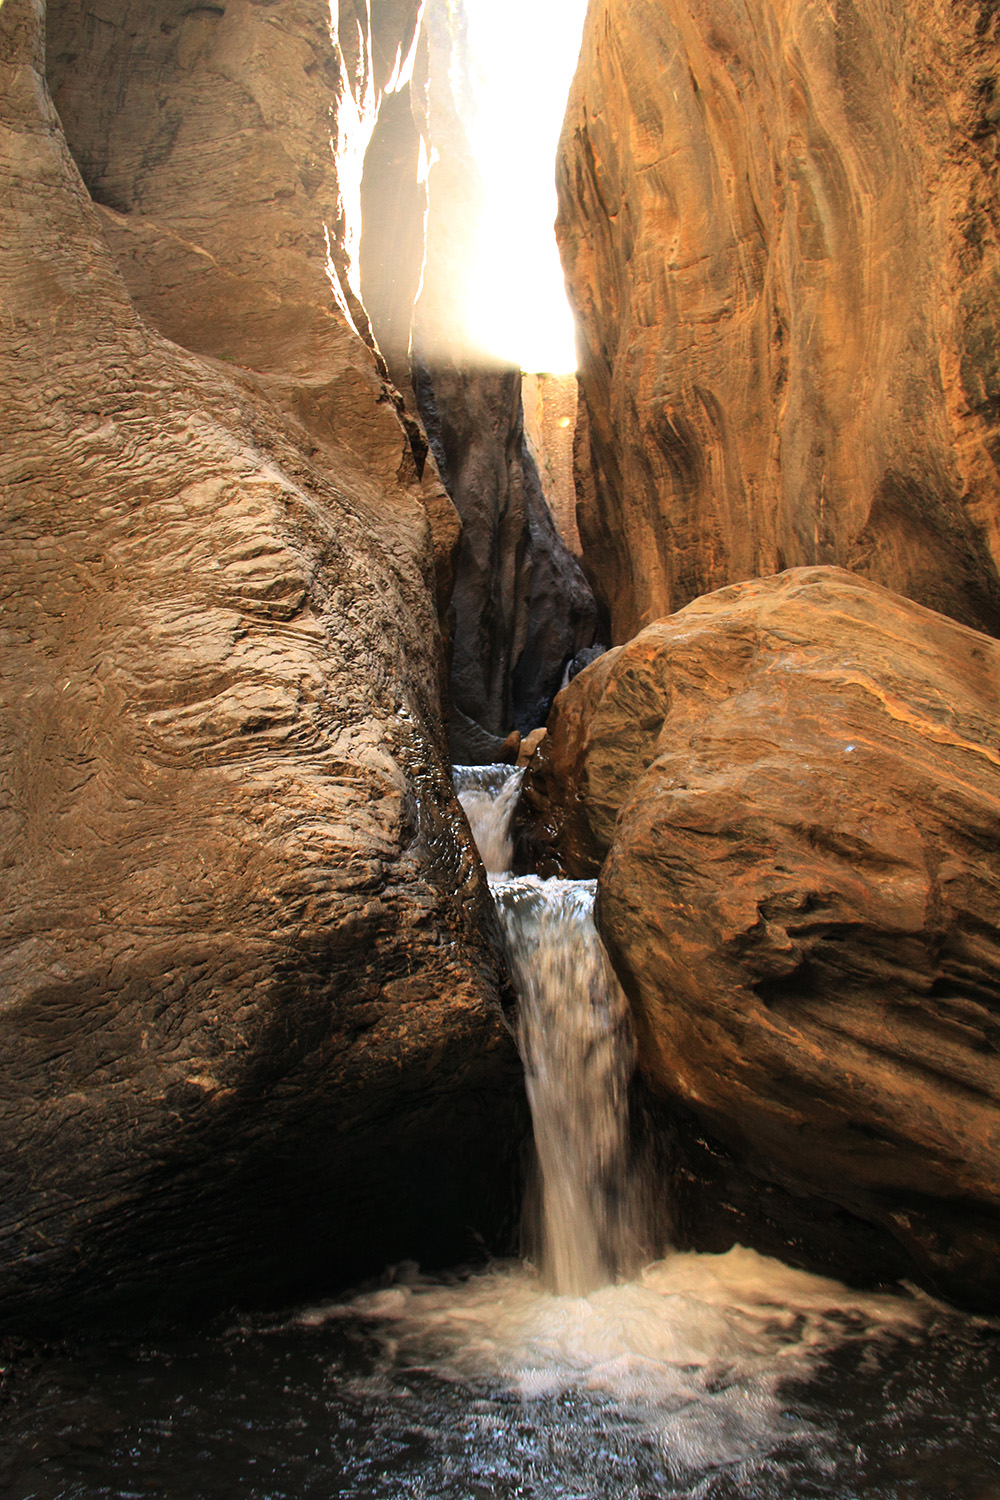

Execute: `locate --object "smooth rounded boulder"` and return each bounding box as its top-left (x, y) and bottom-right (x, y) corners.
top-left (529, 567), bottom-right (1000, 1307)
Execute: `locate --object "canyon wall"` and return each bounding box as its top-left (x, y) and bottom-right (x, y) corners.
top-left (558, 0), bottom-right (1000, 644)
top-left (546, 0), bottom-right (1000, 1306)
top-left (0, 0), bottom-right (526, 1329)
top-left (522, 372), bottom-right (580, 556)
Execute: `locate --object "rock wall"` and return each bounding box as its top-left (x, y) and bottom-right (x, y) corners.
top-left (522, 372), bottom-right (580, 556)
top-left (522, 568), bottom-right (1000, 1309)
top-left (0, 0), bottom-right (525, 1330)
top-left (45, 0), bottom-right (465, 630)
top-left (558, 0), bottom-right (1000, 644)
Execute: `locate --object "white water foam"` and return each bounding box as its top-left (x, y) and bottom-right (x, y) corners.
top-left (298, 1249), bottom-right (925, 1475)
top-left (453, 762), bottom-right (525, 877)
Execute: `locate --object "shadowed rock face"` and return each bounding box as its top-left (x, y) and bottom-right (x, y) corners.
top-left (558, 0), bottom-right (1000, 645)
top-left (416, 361), bottom-right (601, 757)
top-left (523, 568), bottom-right (1000, 1308)
top-left (1, 0), bottom-right (525, 1331)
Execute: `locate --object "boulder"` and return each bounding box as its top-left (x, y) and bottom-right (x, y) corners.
top-left (528, 567), bottom-right (1000, 1307)
top-left (0, 0), bottom-right (524, 1331)
top-left (557, 0), bottom-right (1000, 645)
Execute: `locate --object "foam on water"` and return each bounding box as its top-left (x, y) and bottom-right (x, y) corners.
top-left (297, 1248), bottom-right (926, 1475)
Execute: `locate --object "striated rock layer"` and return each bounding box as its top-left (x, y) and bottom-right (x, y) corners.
top-left (46, 0), bottom-right (462, 624)
top-left (0, 0), bottom-right (525, 1331)
top-left (558, 0), bottom-right (1000, 644)
top-left (523, 569), bottom-right (1000, 1308)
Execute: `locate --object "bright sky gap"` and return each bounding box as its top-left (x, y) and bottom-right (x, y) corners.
top-left (461, 0), bottom-right (590, 373)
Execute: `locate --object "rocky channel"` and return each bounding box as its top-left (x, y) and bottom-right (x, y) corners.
top-left (5, 0), bottom-right (1000, 1347)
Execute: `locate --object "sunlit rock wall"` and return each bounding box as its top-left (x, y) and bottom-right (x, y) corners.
top-left (522, 372), bottom-right (580, 557)
top-left (0, 0), bottom-right (524, 1330)
top-left (558, 0), bottom-right (1000, 644)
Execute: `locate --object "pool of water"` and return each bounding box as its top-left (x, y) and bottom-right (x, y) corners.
top-left (4, 1247), bottom-right (1000, 1500)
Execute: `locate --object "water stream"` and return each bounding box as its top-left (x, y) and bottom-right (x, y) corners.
top-left (455, 761), bottom-right (639, 1295)
top-left (4, 766), bottom-right (1000, 1497)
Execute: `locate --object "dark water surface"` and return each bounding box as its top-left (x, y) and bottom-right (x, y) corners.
top-left (4, 1253), bottom-right (1000, 1500)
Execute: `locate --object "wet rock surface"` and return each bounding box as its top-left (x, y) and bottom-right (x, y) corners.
top-left (1, 0), bottom-right (525, 1331)
top-left (527, 568), bottom-right (1000, 1307)
top-left (557, 0), bottom-right (1000, 645)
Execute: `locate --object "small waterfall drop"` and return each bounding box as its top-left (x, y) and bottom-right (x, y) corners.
top-left (453, 763), bottom-right (525, 876)
top-left (453, 763), bottom-right (639, 1294)
top-left (496, 875), bottom-right (637, 1294)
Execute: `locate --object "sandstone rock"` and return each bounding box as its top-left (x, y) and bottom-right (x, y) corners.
top-left (45, 0), bottom-right (461, 621)
top-left (529, 568), bottom-right (1000, 1307)
top-left (417, 353), bottom-right (600, 767)
top-left (521, 373), bottom-right (580, 556)
top-left (517, 727), bottom-right (547, 768)
top-left (0, 0), bottom-right (524, 1331)
top-left (558, 0), bottom-right (1000, 645)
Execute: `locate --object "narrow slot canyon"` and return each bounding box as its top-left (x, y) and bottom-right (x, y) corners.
top-left (4, 0), bottom-right (1000, 1494)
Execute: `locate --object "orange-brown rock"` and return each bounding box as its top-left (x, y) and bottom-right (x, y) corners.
top-left (526, 568), bottom-right (1000, 1306)
top-left (558, 0), bottom-right (1000, 645)
top-left (45, 0), bottom-right (461, 618)
top-left (0, 0), bottom-right (524, 1331)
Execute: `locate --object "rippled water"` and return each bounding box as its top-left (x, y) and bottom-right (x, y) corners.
top-left (4, 1250), bottom-right (1000, 1499)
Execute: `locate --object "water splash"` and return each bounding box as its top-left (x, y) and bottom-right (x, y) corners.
top-left (434, 761), bottom-right (930, 1481)
top-left (299, 1248), bottom-right (928, 1480)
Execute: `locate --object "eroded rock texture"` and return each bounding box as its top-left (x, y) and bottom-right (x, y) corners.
top-left (46, 0), bottom-right (461, 620)
top-left (558, 0), bottom-right (1000, 644)
top-left (525, 568), bottom-right (1000, 1307)
top-left (0, 0), bottom-right (524, 1331)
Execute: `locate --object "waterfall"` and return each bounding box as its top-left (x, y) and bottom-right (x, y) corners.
top-left (453, 763), bottom-right (525, 876)
top-left (454, 763), bottom-right (639, 1294)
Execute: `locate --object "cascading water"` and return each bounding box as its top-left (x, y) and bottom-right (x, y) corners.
top-left (454, 761), bottom-right (640, 1294)
top-left (6, 768), bottom-right (1000, 1499)
top-left (453, 763), bottom-right (526, 878)
top-left (495, 875), bottom-right (635, 1295)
